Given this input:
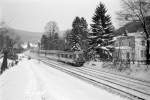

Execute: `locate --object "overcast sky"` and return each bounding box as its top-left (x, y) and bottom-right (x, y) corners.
top-left (0, 0), bottom-right (121, 32)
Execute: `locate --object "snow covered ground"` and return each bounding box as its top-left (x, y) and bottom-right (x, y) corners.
top-left (0, 58), bottom-right (2, 66)
top-left (0, 57), bottom-right (127, 100)
top-left (84, 61), bottom-right (150, 82)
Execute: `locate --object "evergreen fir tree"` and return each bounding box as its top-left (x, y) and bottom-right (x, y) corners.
top-left (41, 35), bottom-right (48, 50)
top-left (68, 17), bottom-right (89, 51)
top-left (68, 31), bottom-right (80, 51)
top-left (64, 30), bottom-right (72, 51)
top-left (53, 33), bottom-right (59, 50)
top-left (88, 2), bottom-right (114, 60)
top-left (71, 17), bottom-right (81, 51)
top-left (80, 17), bottom-right (89, 51)
top-left (80, 17), bottom-right (88, 39)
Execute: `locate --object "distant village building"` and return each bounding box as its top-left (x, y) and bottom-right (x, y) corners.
top-left (113, 31), bottom-right (147, 64)
top-left (21, 42), bottom-right (38, 49)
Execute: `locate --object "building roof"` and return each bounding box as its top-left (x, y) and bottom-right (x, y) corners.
top-left (114, 31), bottom-right (145, 41)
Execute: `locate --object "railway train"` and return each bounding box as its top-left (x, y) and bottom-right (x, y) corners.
top-left (31, 50), bottom-right (85, 66)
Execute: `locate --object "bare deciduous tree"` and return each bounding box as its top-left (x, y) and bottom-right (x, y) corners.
top-left (44, 21), bottom-right (59, 37)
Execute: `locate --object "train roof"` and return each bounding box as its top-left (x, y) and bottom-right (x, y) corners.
top-left (40, 50), bottom-right (83, 54)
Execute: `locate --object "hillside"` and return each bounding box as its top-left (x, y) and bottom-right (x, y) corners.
top-left (11, 29), bottom-right (42, 42)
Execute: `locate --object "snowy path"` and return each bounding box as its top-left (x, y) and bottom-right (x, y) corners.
top-left (0, 58), bottom-right (127, 100)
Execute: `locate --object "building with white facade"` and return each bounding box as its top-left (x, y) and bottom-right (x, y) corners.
top-left (113, 32), bottom-right (146, 63)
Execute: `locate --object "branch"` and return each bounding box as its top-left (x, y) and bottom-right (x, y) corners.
top-left (123, 0), bottom-right (144, 23)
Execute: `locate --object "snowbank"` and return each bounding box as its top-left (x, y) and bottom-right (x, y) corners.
top-left (85, 61), bottom-right (150, 82)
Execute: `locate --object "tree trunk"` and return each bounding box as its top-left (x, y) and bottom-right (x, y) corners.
top-left (0, 49), bottom-right (8, 74)
top-left (142, 22), bottom-right (150, 65)
top-left (146, 40), bottom-right (150, 65)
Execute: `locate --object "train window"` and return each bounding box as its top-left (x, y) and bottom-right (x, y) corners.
top-left (62, 54), bottom-right (65, 58)
top-left (73, 54), bottom-right (76, 59)
top-left (70, 55), bottom-right (72, 58)
top-left (59, 54), bottom-right (61, 57)
top-left (66, 54), bottom-right (69, 58)
top-left (65, 54), bottom-right (68, 58)
top-left (66, 54), bottom-right (68, 58)
top-left (62, 54), bottom-right (64, 58)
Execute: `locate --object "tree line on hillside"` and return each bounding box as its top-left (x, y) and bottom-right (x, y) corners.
top-left (41, 2), bottom-right (114, 61)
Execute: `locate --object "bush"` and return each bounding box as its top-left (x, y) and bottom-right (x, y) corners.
top-left (8, 54), bottom-right (18, 60)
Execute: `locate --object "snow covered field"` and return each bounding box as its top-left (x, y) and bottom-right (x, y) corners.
top-left (0, 57), bottom-right (127, 100)
top-left (84, 61), bottom-right (150, 82)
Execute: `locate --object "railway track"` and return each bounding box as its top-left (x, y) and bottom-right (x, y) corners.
top-left (81, 67), bottom-right (150, 87)
top-left (35, 57), bottom-right (150, 100)
top-left (41, 55), bottom-right (150, 88)
top-left (86, 66), bottom-right (150, 85)
top-left (44, 56), bottom-right (150, 89)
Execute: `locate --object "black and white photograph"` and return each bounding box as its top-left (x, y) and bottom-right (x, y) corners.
top-left (0, 0), bottom-right (150, 100)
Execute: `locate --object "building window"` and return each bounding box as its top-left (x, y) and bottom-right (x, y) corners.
top-left (119, 42), bottom-right (121, 46)
top-left (126, 52), bottom-right (130, 59)
top-left (141, 50), bottom-right (145, 57)
top-left (116, 43), bottom-right (118, 47)
top-left (129, 42), bottom-right (131, 46)
top-left (141, 50), bottom-right (143, 57)
top-left (141, 40), bottom-right (145, 46)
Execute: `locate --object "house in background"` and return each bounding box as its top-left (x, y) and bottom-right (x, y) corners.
top-left (113, 31), bottom-right (146, 64)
